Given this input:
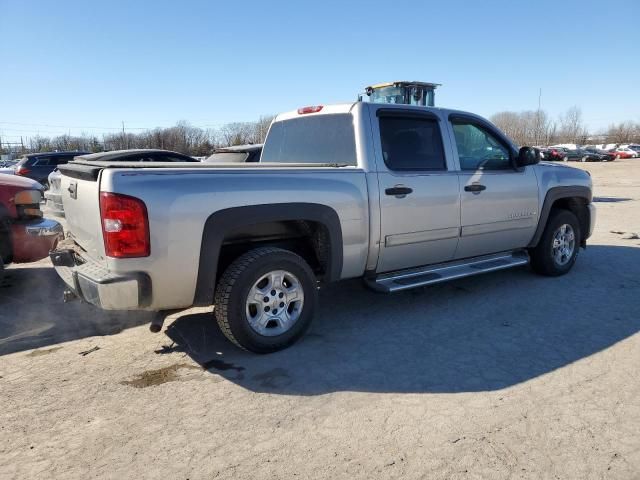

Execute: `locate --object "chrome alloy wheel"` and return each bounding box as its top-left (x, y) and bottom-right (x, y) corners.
top-left (245, 270), bottom-right (304, 336)
top-left (552, 224), bottom-right (576, 266)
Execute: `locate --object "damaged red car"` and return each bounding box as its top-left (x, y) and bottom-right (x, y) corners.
top-left (0, 173), bottom-right (63, 279)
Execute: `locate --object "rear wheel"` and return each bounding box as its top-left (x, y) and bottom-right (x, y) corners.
top-left (529, 209), bottom-right (580, 276)
top-left (214, 247), bottom-right (318, 353)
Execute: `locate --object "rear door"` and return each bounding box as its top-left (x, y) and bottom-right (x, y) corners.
top-left (371, 108), bottom-right (461, 273)
top-left (448, 115), bottom-right (539, 259)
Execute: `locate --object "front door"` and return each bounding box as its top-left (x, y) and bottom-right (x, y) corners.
top-left (373, 109), bottom-right (461, 273)
top-left (449, 118), bottom-right (539, 259)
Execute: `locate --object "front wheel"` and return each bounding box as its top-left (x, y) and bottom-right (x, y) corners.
top-left (214, 247), bottom-right (318, 353)
top-left (529, 209), bottom-right (580, 276)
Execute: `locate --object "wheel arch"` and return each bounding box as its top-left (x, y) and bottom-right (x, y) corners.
top-left (528, 186), bottom-right (592, 248)
top-left (193, 203), bottom-right (343, 306)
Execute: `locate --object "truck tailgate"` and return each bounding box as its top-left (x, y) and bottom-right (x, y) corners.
top-left (59, 168), bottom-right (105, 261)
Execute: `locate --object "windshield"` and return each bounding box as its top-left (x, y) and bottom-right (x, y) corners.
top-left (370, 86), bottom-right (407, 105)
top-left (368, 86), bottom-right (435, 106)
top-left (205, 152), bottom-right (249, 163)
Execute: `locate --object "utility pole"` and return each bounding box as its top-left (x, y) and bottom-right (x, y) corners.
top-left (535, 88), bottom-right (542, 146)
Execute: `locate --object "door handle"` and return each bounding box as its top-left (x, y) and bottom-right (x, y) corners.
top-left (385, 186), bottom-right (413, 197)
top-left (464, 184), bottom-right (486, 193)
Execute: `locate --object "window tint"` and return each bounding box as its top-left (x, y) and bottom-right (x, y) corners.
top-left (379, 116), bottom-right (446, 171)
top-left (452, 122), bottom-right (511, 170)
top-left (261, 114), bottom-right (356, 165)
top-left (156, 155), bottom-right (195, 162)
top-left (32, 157), bottom-right (52, 166)
top-left (53, 156), bottom-right (74, 165)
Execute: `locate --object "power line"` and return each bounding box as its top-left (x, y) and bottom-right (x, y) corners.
top-left (0, 121), bottom-right (149, 130)
top-left (0, 120), bottom-right (228, 131)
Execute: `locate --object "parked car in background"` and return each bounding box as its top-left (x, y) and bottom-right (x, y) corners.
top-left (628, 144), bottom-right (640, 155)
top-left (0, 174), bottom-right (63, 280)
top-left (45, 149), bottom-right (198, 216)
top-left (14, 151), bottom-right (89, 188)
top-left (204, 144), bottom-right (263, 163)
top-left (611, 147), bottom-right (638, 159)
top-left (562, 148), bottom-right (590, 162)
top-left (583, 148), bottom-right (615, 161)
top-left (0, 160), bottom-right (18, 175)
top-left (541, 147), bottom-right (567, 161)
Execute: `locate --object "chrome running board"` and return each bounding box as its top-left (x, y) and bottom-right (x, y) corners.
top-left (367, 251), bottom-right (530, 293)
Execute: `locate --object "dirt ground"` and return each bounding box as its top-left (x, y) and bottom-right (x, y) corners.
top-left (1, 160), bottom-right (640, 479)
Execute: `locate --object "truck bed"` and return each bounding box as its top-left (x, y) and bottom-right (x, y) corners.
top-left (58, 160), bottom-right (354, 181)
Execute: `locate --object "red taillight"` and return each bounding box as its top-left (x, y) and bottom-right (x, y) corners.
top-left (297, 105), bottom-right (323, 114)
top-left (99, 192), bottom-right (150, 258)
top-left (16, 166), bottom-right (30, 176)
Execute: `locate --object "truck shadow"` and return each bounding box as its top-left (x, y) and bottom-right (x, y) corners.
top-left (0, 264), bottom-right (153, 356)
top-left (165, 245), bottom-right (640, 394)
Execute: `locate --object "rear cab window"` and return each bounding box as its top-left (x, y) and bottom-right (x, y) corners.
top-left (261, 114), bottom-right (357, 165)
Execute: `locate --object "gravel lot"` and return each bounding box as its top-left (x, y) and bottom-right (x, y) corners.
top-left (1, 160), bottom-right (640, 479)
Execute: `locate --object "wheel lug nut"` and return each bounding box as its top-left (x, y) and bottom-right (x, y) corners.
top-left (273, 309), bottom-right (278, 314)
top-left (263, 296), bottom-right (269, 302)
top-left (264, 306), bottom-right (270, 312)
top-left (279, 292), bottom-right (284, 298)
top-left (271, 290), bottom-right (276, 296)
top-left (279, 302), bottom-right (285, 308)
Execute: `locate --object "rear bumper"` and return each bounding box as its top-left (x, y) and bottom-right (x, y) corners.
top-left (50, 247), bottom-right (151, 310)
top-left (11, 218), bottom-right (64, 263)
top-left (44, 191), bottom-right (65, 217)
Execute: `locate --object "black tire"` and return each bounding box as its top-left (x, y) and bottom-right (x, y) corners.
top-left (0, 256), bottom-right (4, 284)
top-left (529, 209), bottom-right (581, 276)
top-left (214, 247), bottom-right (318, 353)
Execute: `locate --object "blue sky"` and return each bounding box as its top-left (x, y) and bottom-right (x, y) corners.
top-left (1, 0), bottom-right (638, 141)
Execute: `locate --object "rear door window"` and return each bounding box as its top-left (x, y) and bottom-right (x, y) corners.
top-left (31, 157), bottom-right (52, 166)
top-left (261, 114), bottom-right (357, 165)
top-left (378, 116), bottom-right (446, 171)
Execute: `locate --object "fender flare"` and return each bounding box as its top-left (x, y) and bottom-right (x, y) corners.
top-left (528, 186), bottom-right (592, 248)
top-left (193, 203), bottom-right (343, 306)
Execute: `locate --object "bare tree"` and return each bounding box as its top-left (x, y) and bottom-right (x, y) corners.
top-left (557, 106), bottom-right (588, 144)
top-left (491, 110), bottom-right (554, 146)
top-left (606, 121), bottom-right (638, 144)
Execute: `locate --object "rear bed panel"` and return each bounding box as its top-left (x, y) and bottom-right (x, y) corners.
top-left (59, 172), bottom-right (106, 261)
top-left (58, 162), bottom-right (370, 310)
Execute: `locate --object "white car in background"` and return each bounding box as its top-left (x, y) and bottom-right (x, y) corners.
top-left (614, 146), bottom-right (639, 158)
top-left (0, 161), bottom-right (17, 175)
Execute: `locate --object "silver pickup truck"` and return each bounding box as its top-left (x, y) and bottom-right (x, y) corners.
top-left (51, 102), bottom-right (595, 353)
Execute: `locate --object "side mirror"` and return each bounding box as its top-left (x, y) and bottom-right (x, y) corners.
top-left (516, 146), bottom-right (541, 168)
